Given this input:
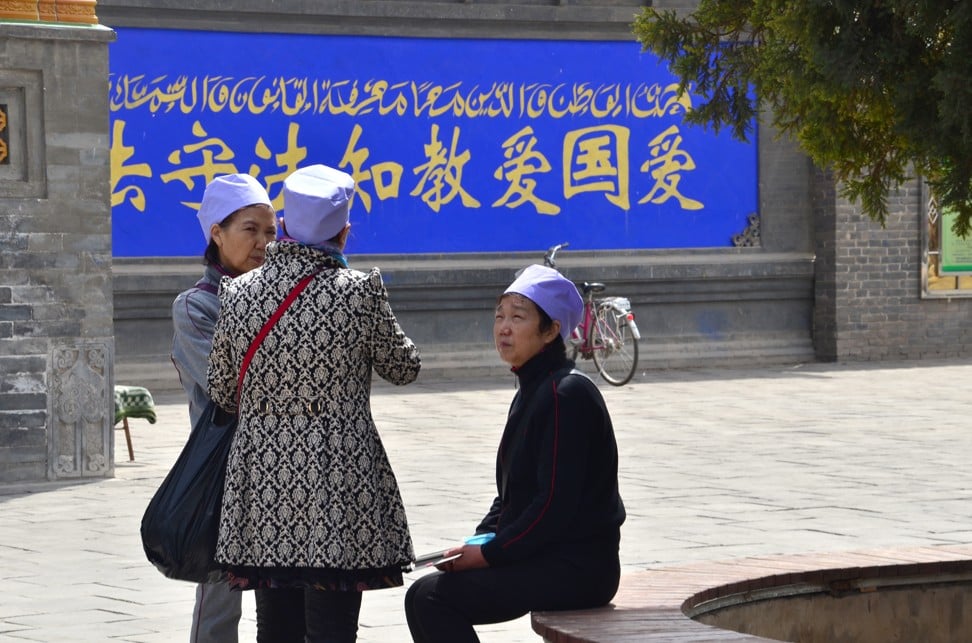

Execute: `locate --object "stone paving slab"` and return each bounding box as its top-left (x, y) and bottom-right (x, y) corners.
top-left (1, 358), bottom-right (972, 641)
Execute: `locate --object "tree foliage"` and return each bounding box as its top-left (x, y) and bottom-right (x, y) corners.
top-left (633, 1), bottom-right (972, 236)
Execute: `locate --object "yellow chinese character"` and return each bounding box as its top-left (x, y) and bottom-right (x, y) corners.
top-left (410, 124), bottom-right (481, 213)
top-left (160, 121), bottom-right (239, 208)
top-left (563, 125), bottom-right (630, 210)
top-left (492, 126), bottom-right (560, 215)
top-left (251, 122), bottom-right (308, 211)
top-left (109, 120), bottom-right (153, 212)
top-left (339, 124), bottom-right (404, 213)
top-left (637, 125), bottom-right (703, 210)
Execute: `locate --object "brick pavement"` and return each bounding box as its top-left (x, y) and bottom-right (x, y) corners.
top-left (1, 358), bottom-right (971, 641)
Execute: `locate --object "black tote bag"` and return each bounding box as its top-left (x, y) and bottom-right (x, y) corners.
top-left (140, 401), bottom-right (237, 583)
top-left (141, 268), bottom-right (321, 583)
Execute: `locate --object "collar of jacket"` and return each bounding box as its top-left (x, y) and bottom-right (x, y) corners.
top-left (202, 263), bottom-right (233, 288)
top-left (512, 341), bottom-right (570, 391)
top-left (266, 239), bottom-right (346, 270)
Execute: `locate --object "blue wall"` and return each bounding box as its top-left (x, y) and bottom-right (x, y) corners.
top-left (109, 28), bottom-right (757, 256)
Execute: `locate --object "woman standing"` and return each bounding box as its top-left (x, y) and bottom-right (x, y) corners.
top-left (207, 164), bottom-right (421, 643)
top-left (404, 264), bottom-right (626, 643)
top-left (170, 173), bottom-right (277, 643)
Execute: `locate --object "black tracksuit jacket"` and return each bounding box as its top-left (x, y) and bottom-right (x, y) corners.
top-left (478, 344), bottom-right (626, 567)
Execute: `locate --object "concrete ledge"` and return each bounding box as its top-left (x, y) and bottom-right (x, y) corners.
top-left (115, 343), bottom-right (513, 395)
top-left (96, 0), bottom-right (645, 39)
top-left (115, 333), bottom-right (816, 396)
top-left (112, 251), bottom-right (816, 391)
top-left (531, 544), bottom-right (972, 642)
top-left (0, 22), bottom-right (116, 43)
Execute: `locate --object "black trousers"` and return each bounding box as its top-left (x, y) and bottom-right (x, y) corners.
top-left (404, 550), bottom-right (619, 643)
top-left (255, 587), bottom-right (362, 643)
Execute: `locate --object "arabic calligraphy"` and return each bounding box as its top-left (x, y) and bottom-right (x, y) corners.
top-left (108, 75), bottom-right (693, 120)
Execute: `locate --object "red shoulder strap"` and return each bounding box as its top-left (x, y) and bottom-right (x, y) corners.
top-left (236, 269), bottom-right (320, 403)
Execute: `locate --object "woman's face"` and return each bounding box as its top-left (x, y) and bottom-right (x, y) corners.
top-left (211, 205), bottom-right (277, 274)
top-left (493, 294), bottom-right (561, 368)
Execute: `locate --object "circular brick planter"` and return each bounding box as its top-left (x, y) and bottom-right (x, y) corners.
top-left (687, 558), bottom-right (972, 643)
top-left (533, 545), bottom-right (972, 642)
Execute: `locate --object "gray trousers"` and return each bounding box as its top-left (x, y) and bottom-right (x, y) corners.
top-left (190, 581), bottom-right (242, 643)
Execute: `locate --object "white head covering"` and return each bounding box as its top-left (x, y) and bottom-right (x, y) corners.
top-left (282, 165), bottom-right (356, 245)
top-left (505, 264), bottom-right (584, 340)
top-left (196, 173), bottom-right (272, 244)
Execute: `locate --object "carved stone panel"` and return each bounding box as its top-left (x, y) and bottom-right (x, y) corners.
top-left (47, 342), bottom-right (114, 479)
top-left (732, 213), bottom-right (762, 247)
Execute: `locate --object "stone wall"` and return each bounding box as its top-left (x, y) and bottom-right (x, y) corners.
top-left (816, 177), bottom-right (972, 361)
top-left (3, 1), bottom-right (961, 485)
top-left (103, 0), bottom-right (972, 394)
top-left (811, 167), bottom-right (839, 361)
top-left (102, 0), bottom-right (819, 395)
top-left (0, 21), bottom-right (116, 483)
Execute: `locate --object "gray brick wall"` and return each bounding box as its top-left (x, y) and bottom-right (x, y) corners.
top-left (824, 179), bottom-right (972, 361)
top-left (0, 24), bottom-right (115, 483)
top-left (811, 167), bottom-right (838, 361)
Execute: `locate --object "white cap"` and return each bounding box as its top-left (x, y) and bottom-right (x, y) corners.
top-left (196, 174), bottom-right (272, 243)
top-left (282, 165), bottom-right (355, 244)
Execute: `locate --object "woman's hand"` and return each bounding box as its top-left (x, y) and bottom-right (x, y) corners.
top-left (436, 544), bottom-right (489, 572)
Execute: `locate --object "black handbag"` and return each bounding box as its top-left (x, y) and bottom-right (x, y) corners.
top-left (140, 268), bottom-right (321, 582)
top-left (140, 401), bottom-right (237, 582)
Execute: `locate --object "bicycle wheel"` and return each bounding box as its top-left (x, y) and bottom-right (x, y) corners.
top-left (590, 303), bottom-right (639, 386)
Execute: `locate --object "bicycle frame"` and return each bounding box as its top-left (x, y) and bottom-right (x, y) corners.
top-left (567, 300), bottom-right (594, 354)
top-left (569, 292), bottom-right (640, 357)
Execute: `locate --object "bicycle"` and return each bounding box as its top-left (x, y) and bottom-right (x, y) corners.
top-left (543, 243), bottom-right (641, 386)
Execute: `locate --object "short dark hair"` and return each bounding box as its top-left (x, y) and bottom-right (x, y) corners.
top-left (202, 209), bottom-right (241, 266)
top-left (536, 304), bottom-right (555, 335)
top-left (519, 299), bottom-right (566, 356)
top-left (203, 239), bottom-right (220, 266)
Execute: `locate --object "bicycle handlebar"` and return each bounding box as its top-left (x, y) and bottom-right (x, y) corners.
top-left (544, 242), bottom-right (570, 268)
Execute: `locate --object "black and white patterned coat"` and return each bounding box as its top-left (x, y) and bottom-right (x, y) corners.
top-left (208, 241), bottom-right (420, 577)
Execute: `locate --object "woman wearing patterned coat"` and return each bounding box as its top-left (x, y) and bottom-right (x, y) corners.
top-left (171, 172), bottom-right (277, 643)
top-left (207, 164), bottom-right (421, 643)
